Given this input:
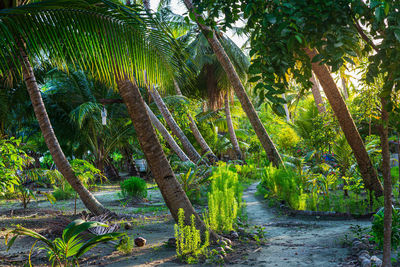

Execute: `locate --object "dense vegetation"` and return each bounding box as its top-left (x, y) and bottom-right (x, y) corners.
top-left (1, 0), bottom-right (400, 266)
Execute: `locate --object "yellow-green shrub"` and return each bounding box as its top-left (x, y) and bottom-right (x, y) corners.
top-left (174, 209), bottom-right (209, 262)
top-left (205, 163), bottom-right (242, 233)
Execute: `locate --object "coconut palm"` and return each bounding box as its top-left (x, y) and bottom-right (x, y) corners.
top-left (183, 0), bottom-right (283, 167)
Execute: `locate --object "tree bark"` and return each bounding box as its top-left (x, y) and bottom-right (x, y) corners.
top-left (380, 97), bottom-right (392, 267)
top-left (183, 0), bottom-right (283, 167)
top-left (145, 103), bottom-right (192, 163)
top-left (224, 93), bottom-right (243, 160)
top-left (117, 76), bottom-right (214, 237)
top-left (310, 72), bottom-right (326, 113)
top-left (149, 86), bottom-right (204, 164)
top-left (305, 48), bottom-right (383, 197)
top-left (19, 44), bottom-right (108, 215)
top-left (341, 75), bottom-right (349, 100)
top-left (174, 80), bottom-right (218, 164)
top-left (282, 94), bottom-right (291, 123)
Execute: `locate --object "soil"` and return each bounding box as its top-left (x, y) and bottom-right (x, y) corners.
top-left (0, 182), bottom-right (374, 266)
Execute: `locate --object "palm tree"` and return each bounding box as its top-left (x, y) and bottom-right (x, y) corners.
top-left (304, 48), bottom-right (383, 196)
top-left (0, 0), bottom-right (208, 227)
top-left (183, 0), bottom-right (283, 167)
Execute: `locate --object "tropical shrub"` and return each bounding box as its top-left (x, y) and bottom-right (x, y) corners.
top-left (205, 163), bottom-right (242, 232)
top-left (371, 207), bottom-right (400, 249)
top-left (175, 208), bottom-right (209, 263)
top-left (120, 176), bottom-right (147, 199)
top-left (52, 184), bottom-right (76, 200)
top-left (0, 137), bottom-right (28, 195)
top-left (6, 219), bottom-right (124, 266)
top-left (259, 164), bottom-right (307, 210)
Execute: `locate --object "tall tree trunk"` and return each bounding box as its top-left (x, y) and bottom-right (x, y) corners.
top-left (305, 48), bottom-right (383, 197)
top-left (174, 80), bottom-right (218, 163)
top-left (149, 86), bottom-right (203, 164)
top-left (183, 0), bottom-right (282, 167)
top-left (224, 93), bottom-right (243, 160)
top-left (19, 44), bottom-right (108, 215)
top-left (117, 75), bottom-right (214, 237)
top-left (380, 97), bottom-right (392, 267)
top-left (341, 75), bottom-right (349, 100)
top-left (282, 94), bottom-right (291, 123)
top-left (145, 103), bottom-right (192, 163)
top-left (310, 72), bottom-right (326, 113)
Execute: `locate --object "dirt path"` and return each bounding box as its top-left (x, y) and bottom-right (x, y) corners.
top-left (235, 182), bottom-right (371, 267)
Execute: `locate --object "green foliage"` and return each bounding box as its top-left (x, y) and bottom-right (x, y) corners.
top-left (120, 177), bottom-right (147, 200)
top-left (174, 209), bottom-right (209, 262)
top-left (293, 100), bottom-right (338, 154)
top-left (6, 219), bottom-right (124, 266)
top-left (116, 235), bottom-right (134, 255)
top-left (371, 207), bottom-right (400, 250)
top-left (70, 159), bottom-right (105, 186)
top-left (260, 164), bottom-right (307, 210)
top-left (177, 167), bottom-right (209, 203)
top-left (0, 137), bottom-right (28, 195)
top-left (275, 126), bottom-right (300, 154)
top-left (205, 162), bottom-right (242, 233)
top-left (52, 184), bottom-right (76, 201)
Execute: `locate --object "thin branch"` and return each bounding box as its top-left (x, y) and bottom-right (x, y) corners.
top-left (353, 17), bottom-right (379, 53)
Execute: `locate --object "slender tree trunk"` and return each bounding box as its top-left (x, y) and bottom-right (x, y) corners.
top-left (117, 75), bottom-right (215, 238)
top-left (305, 48), bottom-right (383, 197)
top-left (149, 86), bottom-right (204, 164)
top-left (341, 75), bottom-right (349, 100)
top-left (310, 72), bottom-right (326, 113)
top-left (174, 80), bottom-right (218, 163)
top-left (224, 93), bottom-right (243, 160)
top-left (19, 44), bottom-right (108, 215)
top-left (183, 0), bottom-right (283, 167)
top-left (380, 97), bottom-right (392, 267)
top-left (145, 103), bottom-right (192, 163)
top-left (282, 94), bottom-right (291, 123)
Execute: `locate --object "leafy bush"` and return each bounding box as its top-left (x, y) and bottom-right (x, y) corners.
top-left (260, 164), bottom-right (307, 210)
top-left (205, 163), bottom-right (242, 232)
top-left (6, 219), bottom-right (124, 266)
top-left (175, 208), bottom-right (209, 263)
top-left (120, 176), bottom-right (147, 199)
top-left (52, 184), bottom-right (76, 200)
top-left (371, 207), bottom-right (400, 249)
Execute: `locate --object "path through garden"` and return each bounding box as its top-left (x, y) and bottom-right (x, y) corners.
top-left (236, 182), bottom-right (372, 266)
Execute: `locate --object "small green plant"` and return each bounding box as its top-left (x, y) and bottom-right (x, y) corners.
top-left (371, 207), bottom-right (400, 249)
top-left (174, 209), bottom-right (209, 262)
top-left (120, 176), bottom-right (147, 200)
top-left (52, 184), bottom-right (76, 200)
top-left (205, 162), bottom-right (242, 233)
top-left (116, 235), bottom-right (134, 254)
top-left (6, 219), bottom-right (124, 266)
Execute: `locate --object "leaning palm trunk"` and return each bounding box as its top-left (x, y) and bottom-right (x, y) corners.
top-left (173, 80), bottom-right (218, 163)
top-left (310, 72), bottom-right (326, 113)
top-left (305, 48), bottom-right (383, 197)
top-left (183, 0), bottom-right (283, 167)
top-left (149, 86), bottom-right (203, 164)
top-left (145, 103), bottom-right (192, 163)
top-left (19, 44), bottom-right (108, 216)
top-left (117, 75), bottom-right (215, 238)
top-left (224, 93), bottom-right (243, 160)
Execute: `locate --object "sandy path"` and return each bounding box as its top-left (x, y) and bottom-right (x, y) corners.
top-left (235, 182), bottom-right (371, 267)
